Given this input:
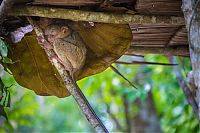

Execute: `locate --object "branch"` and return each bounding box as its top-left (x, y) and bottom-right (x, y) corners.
top-left (8, 5), bottom-right (185, 25)
top-left (110, 65), bottom-right (138, 89)
top-left (27, 17), bottom-right (108, 132)
top-left (127, 46), bottom-right (189, 57)
top-left (115, 61), bottom-right (177, 66)
top-left (169, 57), bottom-right (199, 120)
top-left (0, 0), bottom-right (16, 25)
top-left (124, 54), bottom-right (144, 58)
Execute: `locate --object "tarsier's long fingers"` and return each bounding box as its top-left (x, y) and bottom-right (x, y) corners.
top-left (36, 36), bottom-right (54, 50)
top-left (110, 65), bottom-right (138, 89)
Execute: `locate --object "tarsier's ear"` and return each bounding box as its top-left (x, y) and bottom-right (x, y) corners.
top-left (61, 26), bottom-right (69, 33)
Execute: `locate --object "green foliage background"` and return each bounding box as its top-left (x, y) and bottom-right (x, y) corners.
top-left (0, 55), bottom-right (199, 132)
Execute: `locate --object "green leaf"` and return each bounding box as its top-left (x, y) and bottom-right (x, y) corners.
top-left (0, 80), bottom-right (11, 107)
top-left (0, 39), bottom-right (8, 57)
top-left (0, 91), bottom-right (7, 106)
top-left (3, 90), bottom-right (10, 107)
top-left (6, 91), bottom-right (10, 107)
top-left (2, 57), bottom-right (13, 64)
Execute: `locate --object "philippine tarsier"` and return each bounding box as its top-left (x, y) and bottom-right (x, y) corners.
top-left (38, 24), bottom-right (86, 80)
top-left (38, 21), bottom-right (136, 88)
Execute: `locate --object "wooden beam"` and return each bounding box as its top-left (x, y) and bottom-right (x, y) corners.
top-left (127, 46), bottom-right (189, 57)
top-left (8, 5), bottom-right (185, 25)
top-left (135, 0), bottom-right (182, 16)
top-left (32, 0), bottom-right (101, 6)
top-left (32, 0), bottom-right (133, 6)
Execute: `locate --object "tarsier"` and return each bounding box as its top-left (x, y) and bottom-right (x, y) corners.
top-left (39, 24), bottom-right (86, 80)
top-left (37, 20), bottom-right (137, 88)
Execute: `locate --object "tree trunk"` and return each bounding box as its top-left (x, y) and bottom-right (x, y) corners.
top-left (131, 91), bottom-right (162, 133)
top-left (182, 0), bottom-right (200, 120)
top-left (169, 57), bottom-right (198, 119)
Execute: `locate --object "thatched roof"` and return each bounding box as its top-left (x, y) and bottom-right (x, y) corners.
top-left (30, 0), bottom-right (189, 56)
top-left (2, 0), bottom-right (189, 56)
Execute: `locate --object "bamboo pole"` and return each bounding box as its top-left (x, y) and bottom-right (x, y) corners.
top-left (8, 5), bottom-right (185, 25)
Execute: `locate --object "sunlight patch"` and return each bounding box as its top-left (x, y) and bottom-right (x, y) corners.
top-left (112, 78), bottom-right (120, 86)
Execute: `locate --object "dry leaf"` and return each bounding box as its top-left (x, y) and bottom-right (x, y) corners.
top-left (8, 22), bottom-right (132, 97)
top-left (8, 35), bottom-right (70, 97)
top-left (76, 23), bottom-right (132, 80)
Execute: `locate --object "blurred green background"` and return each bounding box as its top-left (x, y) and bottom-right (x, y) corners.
top-left (0, 55), bottom-right (199, 133)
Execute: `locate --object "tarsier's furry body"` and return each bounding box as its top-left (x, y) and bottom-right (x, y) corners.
top-left (43, 24), bottom-right (86, 79)
top-left (38, 20), bottom-right (137, 88)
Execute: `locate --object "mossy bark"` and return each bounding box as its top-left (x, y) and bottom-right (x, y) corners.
top-left (8, 5), bottom-right (185, 25)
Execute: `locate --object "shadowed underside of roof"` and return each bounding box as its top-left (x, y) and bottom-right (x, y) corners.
top-left (9, 0), bottom-right (188, 56)
top-left (32, 0), bottom-right (188, 53)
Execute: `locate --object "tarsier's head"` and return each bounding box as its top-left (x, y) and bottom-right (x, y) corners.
top-left (45, 25), bottom-right (71, 43)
